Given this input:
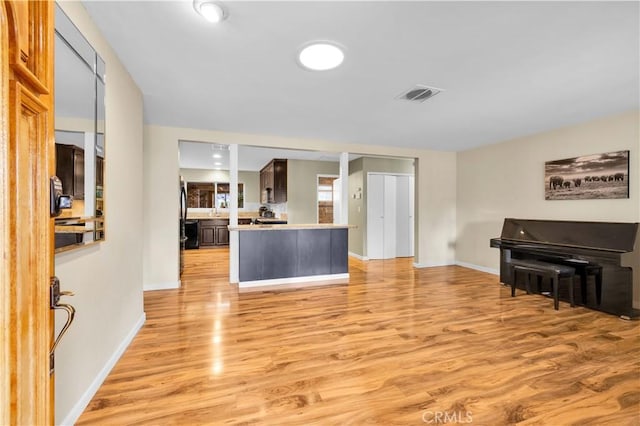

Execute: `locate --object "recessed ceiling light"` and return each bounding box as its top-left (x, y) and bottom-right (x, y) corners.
top-left (194, 0), bottom-right (227, 23)
top-left (212, 154), bottom-right (222, 158)
top-left (214, 162), bottom-right (222, 166)
top-left (298, 42), bottom-right (345, 71)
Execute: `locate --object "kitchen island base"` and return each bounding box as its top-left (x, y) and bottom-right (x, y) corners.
top-left (233, 225), bottom-right (352, 291)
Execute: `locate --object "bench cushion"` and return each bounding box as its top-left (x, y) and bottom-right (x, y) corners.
top-left (509, 259), bottom-right (575, 276)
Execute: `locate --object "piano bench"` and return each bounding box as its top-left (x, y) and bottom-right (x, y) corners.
top-left (509, 260), bottom-right (576, 310)
top-left (577, 265), bottom-right (602, 306)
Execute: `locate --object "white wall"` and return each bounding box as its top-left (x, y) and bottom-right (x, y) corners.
top-left (456, 110), bottom-right (639, 272)
top-left (142, 125), bottom-right (458, 289)
top-left (347, 156), bottom-right (417, 258)
top-left (287, 159), bottom-right (339, 224)
top-left (54, 2), bottom-right (145, 424)
top-left (143, 126), bottom-right (180, 290)
top-left (415, 152), bottom-right (457, 267)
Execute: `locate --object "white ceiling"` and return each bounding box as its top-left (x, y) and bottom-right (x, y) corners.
top-left (82, 1), bottom-right (639, 152)
top-left (179, 140), bottom-right (362, 170)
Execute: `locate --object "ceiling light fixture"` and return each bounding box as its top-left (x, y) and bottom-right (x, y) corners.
top-left (298, 42), bottom-right (345, 71)
top-left (194, 0), bottom-right (227, 23)
top-left (212, 154), bottom-right (222, 158)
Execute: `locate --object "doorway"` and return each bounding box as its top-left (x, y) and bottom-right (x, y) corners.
top-left (317, 175), bottom-right (339, 224)
top-left (366, 173), bottom-right (415, 259)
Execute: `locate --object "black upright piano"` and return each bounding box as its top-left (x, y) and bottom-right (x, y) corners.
top-left (491, 218), bottom-right (640, 318)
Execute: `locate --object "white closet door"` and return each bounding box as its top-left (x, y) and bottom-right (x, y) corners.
top-left (395, 175), bottom-right (411, 257)
top-left (409, 176), bottom-right (415, 256)
top-left (382, 175), bottom-right (397, 259)
top-left (367, 174), bottom-right (385, 259)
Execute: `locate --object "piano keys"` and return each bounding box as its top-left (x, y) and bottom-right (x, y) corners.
top-left (491, 218), bottom-right (640, 318)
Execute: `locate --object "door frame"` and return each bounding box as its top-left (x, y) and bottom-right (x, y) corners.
top-left (1, 1), bottom-right (55, 424)
top-left (316, 174), bottom-right (339, 224)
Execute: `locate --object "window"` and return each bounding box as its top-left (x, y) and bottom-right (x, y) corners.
top-left (187, 182), bottom-right (244, 209)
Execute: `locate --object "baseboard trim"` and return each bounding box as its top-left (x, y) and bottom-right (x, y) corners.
top-left (455, 261), bottom-right (499, 275)
top-left (143, 280), bottom-right (181, 291)
top-left (60, 312), bottom-right (146, 426)
top-left (239, 273), bottom-right (349, 292)
top-left (348, 252), bottom-right (368, 261)
top-left (413, 262), bottom-right (454, 268)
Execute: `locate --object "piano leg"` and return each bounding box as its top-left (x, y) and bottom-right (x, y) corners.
top-left (595, 271), bottom-right (602, 305)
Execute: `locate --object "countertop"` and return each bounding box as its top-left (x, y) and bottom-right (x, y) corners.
top-left (228, 224), bottom-right (356, 231)
top-left (187, 213), bottom-right (253, 220)
top-left (187, 212), bottom-right (287, 220)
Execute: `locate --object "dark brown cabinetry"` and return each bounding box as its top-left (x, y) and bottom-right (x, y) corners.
top-left (200, 222), bottom-right (215, 246)
top-left (215, 226), bottom-right (229, 245)
top-left (55, 143), bottom-right (85, 200)
top-left (96, 156), bottom-right (104, 186)
top-left (199, 219), bottom-right (230, 246)
top-left (198, 218), bottom-right (252, 247)
top-left (260, 159), bottom-right (287, 204)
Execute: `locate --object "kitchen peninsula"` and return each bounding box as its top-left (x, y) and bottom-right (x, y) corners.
top-left (185, 211), bottom-right (286, 247)
top-left (228, 223), bottom-right (353, 291)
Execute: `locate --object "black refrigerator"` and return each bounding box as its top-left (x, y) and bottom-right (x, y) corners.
top-left (179, 177), bottom-right (187, 275)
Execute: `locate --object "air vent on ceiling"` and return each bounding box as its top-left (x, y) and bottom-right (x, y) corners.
top-left (396, 85), bottom-right (444, 103)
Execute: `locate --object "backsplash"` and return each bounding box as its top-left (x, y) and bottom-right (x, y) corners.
top-left (187, 203), bottom-right (288, 220)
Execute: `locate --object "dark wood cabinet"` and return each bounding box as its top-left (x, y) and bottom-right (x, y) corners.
top-left (260, 159), bottom-right (287, 203)
top-left (199, 219), bottom-right (230, 246)
top-left (56, 143), bottom-right (85, 200)
top-left (200, 224), bottom-right (215, 246)
top-left (96, 156), bottom-right (104, 186)
top-left (215, 226), bottom-right (229, 245)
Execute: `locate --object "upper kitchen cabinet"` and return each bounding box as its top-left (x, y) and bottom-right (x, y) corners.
top-left (260, 159), bottom-right (287, 203)
top-left (56, 143), bottom-right (85, 200)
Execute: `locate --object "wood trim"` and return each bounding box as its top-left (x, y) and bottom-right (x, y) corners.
top-left (0, 3), bottom-right (11, 425)
top-left (7, 77), bottom-right (51, 426)
top-left (11, 61), bottom-right (49, 95)
top-left (1, 1), bottom-right (54, 424)
top-left (3, 0), bottom-right (50, 95)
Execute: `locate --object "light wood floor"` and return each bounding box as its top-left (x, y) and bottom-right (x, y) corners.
top-left (78, 249), bottom-right (640, 425)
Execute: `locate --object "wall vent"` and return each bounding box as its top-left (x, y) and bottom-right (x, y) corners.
top-left (396, 84), bottom-right (444, 103)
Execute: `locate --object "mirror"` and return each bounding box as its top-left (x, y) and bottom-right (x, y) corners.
top-left (54, 4), bottom-right (106, 252)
